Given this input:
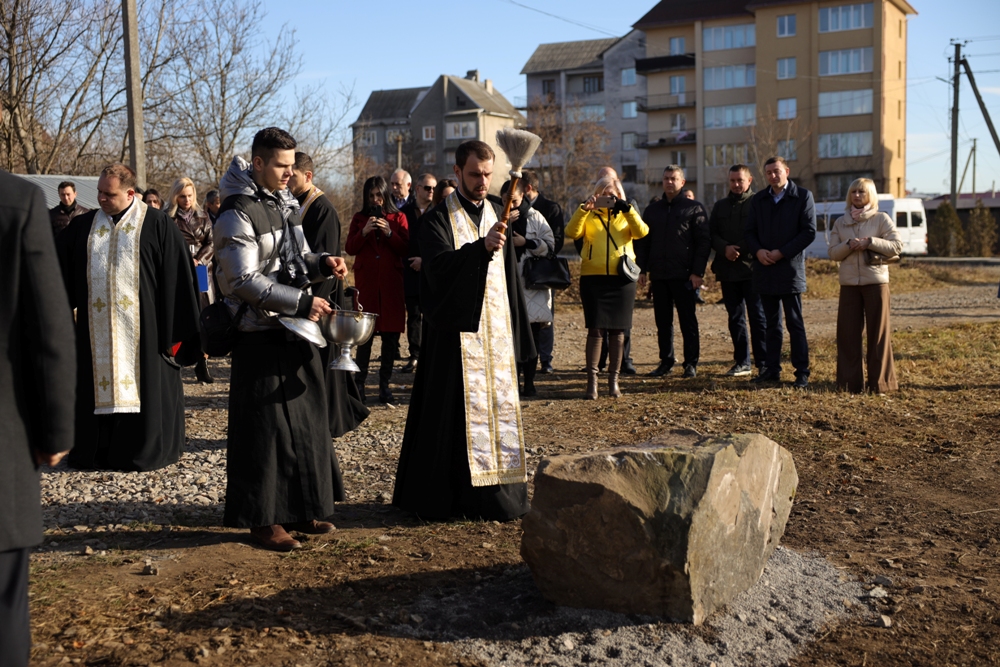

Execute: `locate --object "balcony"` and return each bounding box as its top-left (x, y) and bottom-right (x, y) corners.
top-left (636, 93), bottom-right (697, 112)
top-left (637, 130), bottom-right (697, 149)
top-left (635, 54), bottom-right (696, 74)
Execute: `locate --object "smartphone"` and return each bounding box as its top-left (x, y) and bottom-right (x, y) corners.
top-left (367, 204), bottom-right (384, 218)
top-left (594, 195), bottom-right (617, 209)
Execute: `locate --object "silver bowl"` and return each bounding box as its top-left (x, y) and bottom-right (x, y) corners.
top-left (318, 309), bottom-right (378, 372)
top-left (278, 317), bottom-right (327, 348)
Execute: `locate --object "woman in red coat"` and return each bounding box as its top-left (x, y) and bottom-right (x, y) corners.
top-left (345, 175), bottom-right (410, 404)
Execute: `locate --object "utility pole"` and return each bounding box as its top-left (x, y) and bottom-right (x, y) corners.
top-left (122, 0), bottom-right (146, 190)
top-left (950, 41), bottom-right (962, 204)
top-left (396, 134), bottom-right (403, 170)
top-left (972, 138), bottom-right (977, 197)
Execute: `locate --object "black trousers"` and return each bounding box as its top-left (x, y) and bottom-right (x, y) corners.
top-left (760, 293), bottom-right (809, 377)
top-left (356, 331), bottom-right (401, 387)
top-left (537, 302), bottom-right (554, 364)
top-left (651, 279), bottom-right (699, 368)
top-left (721, 280), bottom-right (767, 368)
top-left (0, 548), bottom-right (30, 667)
top-left (404, 295), bottom-right (421, 360)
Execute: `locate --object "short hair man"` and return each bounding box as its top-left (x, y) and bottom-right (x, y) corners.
top-left (520, 169), bottom-right (564, 373)
top-left (56, 164), bottom-right (202, 471)
top-left (390, 168), bottom-right (412, 209)
top-left (288, 150), bottom-right (369, 437)
top-left (709, 164), bottom-right (766, 377)
top-left (745, 156), bottom-right (817, 388)
top-left (214, 127), bottom-right (350, 551)
top-left (49, 180), bottom-right (90, 238)
top-left (393, 140), bottom-right (535, 522)
top-left (1, 171), bottom-right (76, 667)
top-left (399, 172), bottom-right (437, 373)
top-left (204, 189), bottom-right (221, 224)
top-left (634, 165), bottom-right (710, 378)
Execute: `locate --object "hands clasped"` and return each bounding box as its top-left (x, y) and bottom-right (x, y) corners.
top-left (848, 237), bottom-right (872, 251)
top-left (362, 217), bottom-right (392, 237)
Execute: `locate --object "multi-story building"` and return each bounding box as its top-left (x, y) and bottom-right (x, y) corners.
top-left (634, 0), bottom-right (916, 206)
top-left (520, 32), bottom-right (650, 198)
top-left (352, 71), bottom-right (524, 194)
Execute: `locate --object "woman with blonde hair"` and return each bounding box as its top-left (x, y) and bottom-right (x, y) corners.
top-left (827, 178), bottom-right (902, 394)
top-left (167, 177), bottom-right (215, 382)
top-left (565, 175), bottom-right (648, 399)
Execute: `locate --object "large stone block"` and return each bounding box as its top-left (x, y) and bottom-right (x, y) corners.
top-left (520, 430), bottom-right (797, 624)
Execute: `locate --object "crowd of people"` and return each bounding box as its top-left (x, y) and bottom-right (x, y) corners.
top-left (2, 125), bottom-right (905, 664)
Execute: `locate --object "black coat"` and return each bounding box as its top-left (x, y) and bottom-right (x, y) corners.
top-left (529, 193), bottom-right (564, 254)
top-left (0, 171), bottom-right (76, 553)
top-left (709, 189), bottom-right (755, 282)
top-left (400, 200), bottom-right (432, 297)
top-left (635, 195), bottom-right (710, 281)
top-left (744, 181), bottom-right (817, 295)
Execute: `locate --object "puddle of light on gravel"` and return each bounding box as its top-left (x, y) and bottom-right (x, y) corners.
top-left (387, 547), bottom-right (869, 667)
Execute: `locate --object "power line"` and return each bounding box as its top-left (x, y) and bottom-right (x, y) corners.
top-left (498, 0), bottom-right (622, 37)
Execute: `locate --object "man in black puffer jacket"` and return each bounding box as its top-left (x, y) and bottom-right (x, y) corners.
top-left (635, 165), bottom-right (710, 379)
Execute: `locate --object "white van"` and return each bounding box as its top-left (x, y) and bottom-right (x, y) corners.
top-left (804, 195), bottom-right (928, 258)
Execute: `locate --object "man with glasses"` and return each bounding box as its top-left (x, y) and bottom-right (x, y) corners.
top-left (400, 173), bottom-right (437, 373)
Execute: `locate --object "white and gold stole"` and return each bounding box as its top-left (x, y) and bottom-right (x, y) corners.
top-left (87, 198), bottom-right (147, 414)
top-left (445, 193), bottom-right (527, 487)
top-left (300, 185), bottom-right (324, 218)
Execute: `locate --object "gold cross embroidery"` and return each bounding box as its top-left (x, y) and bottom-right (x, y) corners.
top-left (118, 295), bottom-right (134, 309)
top-left (122, 223), bottom-right (135, 234)
top-left (94, 297), bottom-right (106, 312)
top-left (99, 376), bottom-right (110, 392)
top-left (97, 226), bottom-right (109, 237)
top-left (122, 376), bottom-right (134, 389)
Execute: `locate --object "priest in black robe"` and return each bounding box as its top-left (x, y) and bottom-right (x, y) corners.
top-left (289, 152), bottom-right (369, 438)
top-left (56, 163), bottom-right (201, 472)
top-left (393, 141), bottom-right (536, 521)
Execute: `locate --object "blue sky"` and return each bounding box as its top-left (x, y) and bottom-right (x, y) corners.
top-left (262, 0), bottom-right (1000, 196)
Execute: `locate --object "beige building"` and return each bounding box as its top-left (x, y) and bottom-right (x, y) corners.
top-left (634, 0), bottom-right (916, 206)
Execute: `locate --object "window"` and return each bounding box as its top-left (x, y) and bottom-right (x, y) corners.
top-left (622, 165), bottom-right (638, 182)
top-left (445, 121), bottom-right (476, 140)
top-left (817, 172), bottom-right (873, 201)
top-left (704, 64), bottom-right (756, 90)
top-left (819, 47), bottom-right (873, 75)
top-left (777, 14), bottom-right (796, 37)
top-left (622, 101), bottom-right (638, 119)
top-left (818, 131), bottom-right (874, 158)
top-left (584, 75), bottom-right (604, 93)
top-left (422, 126), bottom-right (436, 141)
top-left (621, 67), bottom-right (636, 86)
top-left (777, 140), bottom-right (797, 160)
top-left (359, 130), bottom-right (377, 147)
top-left (896, 212), bottom-right (909, 228)
top-left (670, 76), bottom-right (686, 95)
top-left (671, 151), bottom-right (687, 168)
top-left (542, 79), bottom-right (556, 95)
top-left (777, 57), bottom-right (797, 80)
top-left (444, 151), bottom-right (456, 165)
top-left (423, 151), bottom-right (436, 165)
top-left (818, 89), bottom-right (873, 116)
top-left (622, 132), bottom-right (637, 151)
top-left (386, 129), bottom-right (409, 144)
top-left (898, 99), bottom-right (902, 119)
top-left (577, 104), bottom-right (606, 122)
top-left (777, 98), bottom-right (797, 120)
top-left (704, 143), bottom-right (750, 167)
top-left (912, 211), bottom-right (924, 228)
top-left (669, 37), bottom-right (686, 55)
top-left (703, 24), bottom-right (756, 51)
top-left (671, 113), bottom-right (686, 131)
top-left (704, 104), bottom-right (756, 129)
top-left (819, 3), bottom-right (874, 33)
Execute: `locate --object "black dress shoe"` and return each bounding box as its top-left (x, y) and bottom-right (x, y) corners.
top-left (195, 358), bottom-right (214, 383)
top-left (621, 360), bottom-right (637, 375)
top-left (521, 383), bottom-right (537, 397)
top-left (400, 360), bottom-right (416, 373)
top-left (792, 375), bottom-right (809, 389)
top-left (378, 388), bottom-right (395, 404)
top-left (648, 362), bottom-right (673, 377)
top-left (751, 372), bottom-right (780, 384)
top-left (682, 364), bottom-right (697, 378)
top-left (539, 362), bottom-right (554, 374)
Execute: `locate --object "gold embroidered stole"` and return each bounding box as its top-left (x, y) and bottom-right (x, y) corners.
top-left (445, 193), bottom-right (527, 487)
top-left (87, 199), bottom-right (148, 414)
top-left (300, 186), bottom-right (324, 219)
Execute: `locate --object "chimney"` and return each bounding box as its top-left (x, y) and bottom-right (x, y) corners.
top-left (465, 69), bottom-right (480, 82)
top-left (485, 79), bottom-right (493, 94)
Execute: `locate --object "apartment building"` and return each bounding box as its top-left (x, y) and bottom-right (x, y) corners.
top-left (634, 0), bottom-right (916, 205)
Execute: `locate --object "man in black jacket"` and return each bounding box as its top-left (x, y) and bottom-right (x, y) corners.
top-left (521, 169), bottom-right (562, 373)
top-left (400, 173), bottom-right (437, 373)
top-left (710, 164), bottom-right (766, 377)
top-left (1, 171), bottom-right (76, 667)
top-left (744, 156), bottom-right (817, 388)
top-left (49, 180), bottom-right (90, 238)
top-left (635, 165), bottom-right (710, 378)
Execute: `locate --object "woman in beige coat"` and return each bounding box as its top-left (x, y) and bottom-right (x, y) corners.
top-left (827, 178), bottom-right (902, 394)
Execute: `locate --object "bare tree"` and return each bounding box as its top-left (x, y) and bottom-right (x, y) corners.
top-left (745, 107), bottom-right (815, 189)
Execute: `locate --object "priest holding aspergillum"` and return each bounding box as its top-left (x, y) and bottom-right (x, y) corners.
top-left (56, 163), bottom-right (202, 472)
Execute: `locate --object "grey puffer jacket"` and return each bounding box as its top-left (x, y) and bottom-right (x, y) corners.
top-left (214, 156), bottom-right (331, 331)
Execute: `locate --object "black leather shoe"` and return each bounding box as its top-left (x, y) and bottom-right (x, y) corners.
top-left (521, 383), bottom-right (537, 397)
top-left (401, 360), bottom-right (416, 373)
top-left (539, 362), bottom-right (554, 374)
top-left (621, 360), bottom-right (637, 375)
top-left (792, 375), bottom-right (809, 389)
top-left (378, 388), bottom-right (395, 404)
top-left (682, 364), bottom-right (697, 378)
top-left (752, 372), bottom-right (780, 385)
top-left (195, 359), bottom-right (214, 384)
top-left (648, 362), bottom-right (673, 377)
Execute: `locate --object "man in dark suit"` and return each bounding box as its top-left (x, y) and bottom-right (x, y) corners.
top-left (1, 170), bottom-right (76, 667)
top-left (745, 156), bottom-right (817, 389)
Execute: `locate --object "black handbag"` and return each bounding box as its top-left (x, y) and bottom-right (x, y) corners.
top-left (200, 301), bottom-right (249, 357)
top-left (523, 254), bottom-right (572, 289)
top-left (598, 213), bottom-right (640, 282)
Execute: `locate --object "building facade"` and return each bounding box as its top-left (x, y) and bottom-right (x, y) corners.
top-left (634, 0), bottom-right (916, 206)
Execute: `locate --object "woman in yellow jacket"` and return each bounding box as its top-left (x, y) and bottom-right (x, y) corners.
top-left (565, 176), bottom-right (649, 399)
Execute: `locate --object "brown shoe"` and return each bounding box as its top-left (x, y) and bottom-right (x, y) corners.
top-left (250, 524), bottom-right (302, 552)
top-left (282, 519), bottom-right (336, 535)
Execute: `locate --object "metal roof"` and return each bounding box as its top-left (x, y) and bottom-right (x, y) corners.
top-left (520, 38), bottom-right (620, 75)
top-left (15, 174), bottom-right (101, 210)
top-left (446, 77), bottom-right (524, 121)
top-left (634, 0), bottom-right (752, 28)
top-left (353, 87), bottom-right (429, 126)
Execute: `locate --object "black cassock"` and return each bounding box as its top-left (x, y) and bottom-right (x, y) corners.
top-left (57, 204), bottom-right (201, 472)
top-left (296, 189), bottom-right (369, 438)
top-left (392, 196), bottom-right (536, 521)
